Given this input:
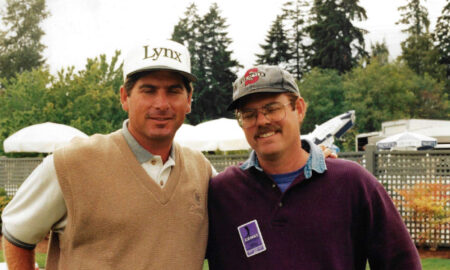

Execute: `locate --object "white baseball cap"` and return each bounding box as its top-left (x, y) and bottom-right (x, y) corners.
top-left (123, 39), bottom-right (196, 82)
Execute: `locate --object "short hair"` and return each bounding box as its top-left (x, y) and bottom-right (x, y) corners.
top-left (123, 71), bottom-right (193, 96)
top-left (285, 92), bottom-right (300, 110)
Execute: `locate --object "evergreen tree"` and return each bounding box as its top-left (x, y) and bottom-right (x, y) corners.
top-left (370, 40), bottom-right (390, 65)
top-left (306, 0), bottom-right (368, 73)
top-left (282, 0), bottom-right (310, 79)
top-left (397, 0), bottom-right (430, 36)
top-left (0, 0), bottom-right (49, 80)
top-left (172, 3), bottom-right (240, 124)
top-left (434, 2), bottom-right (450, 94)
top-left (171, 3), bottom-right (201, 79)
top-left (397, 0), bottom-right (438, 76)
top-left (255, 15), bottom-right (291, 66)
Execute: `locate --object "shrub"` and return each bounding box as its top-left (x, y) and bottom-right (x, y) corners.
top-left (396, 182), bottom-right (450, 250)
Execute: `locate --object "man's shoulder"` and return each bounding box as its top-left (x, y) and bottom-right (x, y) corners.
top-left (210, 165), bottom-right (246, 187)
top-left (175, 144), bottom-right (214, 175)
top-left (177, 144), bottom-right (205, 158)
top-left (323, 158), bottom-right (381, 188)
top-left (176, 144), bottom-right (210, 165)
top-left (325, 157), bottom-right (365, 171)
top-left (54, 131), bottom-right (120, 159)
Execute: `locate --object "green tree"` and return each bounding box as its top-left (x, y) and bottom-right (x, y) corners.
top-left (282, 0), bottom-right (310, 79)
top-left (48, 51), bottom-right (126, 135)
top-left (298, 68), bottom-right (346, 134)
top-left (0, 0), bottom-right (49, 80)
top-left (0, 52), bottom-right (126, 156)
top-left (192, 3), bottom-right (240, 123)
top-left (255, 15), bottom-right (292, 66)
top-left (0, 67), bottom-right (53, 154)
top-left (434, 2), bottom-right (450, 94)
top-left (344, 60), bottom-right (414, 132)
top-left (343, 59), bottom-right (448, 133)
top-left (172, 3), bottom-right (240, 124)
top-left (408, 73), bottom-right (449, 119)
top-left (397, 0), bottom-right (430, 37)
top-left (306, 0), bottom-right (368, 73)
top-left (370, 40), bottom-right (390, 65)
top-left (397, 0), bottom-right (440, 77)
top-left (171, 3), bottom-right (201, 78)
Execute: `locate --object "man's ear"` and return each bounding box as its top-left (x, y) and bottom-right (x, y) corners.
top-left (186, 91), bottom-right (193, 114)
top-left (296, 97), bottom-right (307, 122)
top-left (120, 86), bottom-right (129, 112)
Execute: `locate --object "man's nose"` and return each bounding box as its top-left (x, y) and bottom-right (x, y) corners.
top-left (255, 110), bottom-right (270, 126)
top-left (153, 92), bottom-right (170, 110)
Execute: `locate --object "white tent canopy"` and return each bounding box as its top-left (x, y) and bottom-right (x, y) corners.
top-left (3, 122), bottom-right (88, 153)
top-left (173, 123), bottom-right (197, 147)
top-left (174, 118), bottom-right (250, 151)
top-left (376, 131), bottom-right (437, 150)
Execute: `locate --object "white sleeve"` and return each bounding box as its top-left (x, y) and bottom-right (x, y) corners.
top-left (2, 155), bottom-right (67, 249)
top-left (211, 163), bottom-right (218, 177)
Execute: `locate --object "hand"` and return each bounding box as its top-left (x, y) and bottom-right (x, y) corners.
top-left (319, 144), bottom-right (338, 159)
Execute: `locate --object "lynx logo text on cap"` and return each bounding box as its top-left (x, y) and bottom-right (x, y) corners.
top-left (123, 39), bottom-right (197, 82)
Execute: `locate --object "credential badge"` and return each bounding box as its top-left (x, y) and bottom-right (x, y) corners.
top-left (237, 219), bottom-right (267, 257)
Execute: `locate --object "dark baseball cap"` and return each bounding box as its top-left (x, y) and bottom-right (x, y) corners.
top-left (228, 65), bottom-right (300, 110)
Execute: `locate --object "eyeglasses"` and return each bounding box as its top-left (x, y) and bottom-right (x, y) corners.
top-left (236, 102), bottom-right (293, 128)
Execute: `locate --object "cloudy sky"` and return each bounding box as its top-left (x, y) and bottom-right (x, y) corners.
top-left (7, 0), bottom-right (447, 75)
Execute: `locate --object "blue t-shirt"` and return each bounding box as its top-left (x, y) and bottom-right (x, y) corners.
top-left (270, 166), bottom-right (305, 193)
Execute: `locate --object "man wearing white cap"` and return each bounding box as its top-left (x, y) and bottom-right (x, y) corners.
top-left (2, 40), bottom-right (213, 269)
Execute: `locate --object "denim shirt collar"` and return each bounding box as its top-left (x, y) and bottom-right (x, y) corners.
top-left (240, 138), bottom-right (327, 179)
top-left (121, 120), bottom-right (175, 164)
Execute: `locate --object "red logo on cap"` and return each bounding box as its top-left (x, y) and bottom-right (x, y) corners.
top-left (244, 68), bottom-right (261, 86)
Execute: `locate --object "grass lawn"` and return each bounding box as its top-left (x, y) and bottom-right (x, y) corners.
top-left (203, 259), bottom-right (450, 270)
top-left (205, 259), bottom-right (450, 270)
top-left (0, 252), bottom-right (448, 269)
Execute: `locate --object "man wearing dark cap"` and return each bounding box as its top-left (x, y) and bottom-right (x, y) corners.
top-left (207, 65), bottom-right (421, 269)
top-left (2, 40), bottom-right (213, 269)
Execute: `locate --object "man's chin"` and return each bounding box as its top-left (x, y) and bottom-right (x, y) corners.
top-left (254, 146), bottom-right (282, 160)
top-left (145, 129), bottom-right (176, 141)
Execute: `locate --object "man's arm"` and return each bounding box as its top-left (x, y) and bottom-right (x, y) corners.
top-left (3, 236), bottom-right (35, 270)
top-left (364, 174), bottom-right (421, 269)
top-left (1, 155), bottom-right (67, 269)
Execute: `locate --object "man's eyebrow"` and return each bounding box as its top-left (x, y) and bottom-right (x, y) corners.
top-left (138, 83), bottom-right (184, 89)
top-left (242, 101), bottom-right (279, 111)
top-left (139, 84), bottom-right (156, 89)
top-left (263, 101), bottom-right (280, 107)
top-left (168, 83), bottom-right (184, 89)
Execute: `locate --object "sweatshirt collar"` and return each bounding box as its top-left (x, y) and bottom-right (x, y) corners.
top-left (240, 138), bottom-right (327, 179)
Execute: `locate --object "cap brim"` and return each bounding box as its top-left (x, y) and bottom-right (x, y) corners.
top-left (126, 67), bottom-right (197, 83)
top-left (227, 100), bottom-right (239, 111)
top-left (227, 88), bottom-right (288, 111)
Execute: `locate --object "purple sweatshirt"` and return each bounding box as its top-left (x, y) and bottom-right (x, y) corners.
top-left (207, 147), bottom-right (421, 270)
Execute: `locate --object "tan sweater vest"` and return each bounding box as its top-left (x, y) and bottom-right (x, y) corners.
top-left (49, 130), bottom-right (212, 270)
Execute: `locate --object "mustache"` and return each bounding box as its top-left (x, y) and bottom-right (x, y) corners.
top-left (255, 124), bottom-right (280, 138)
